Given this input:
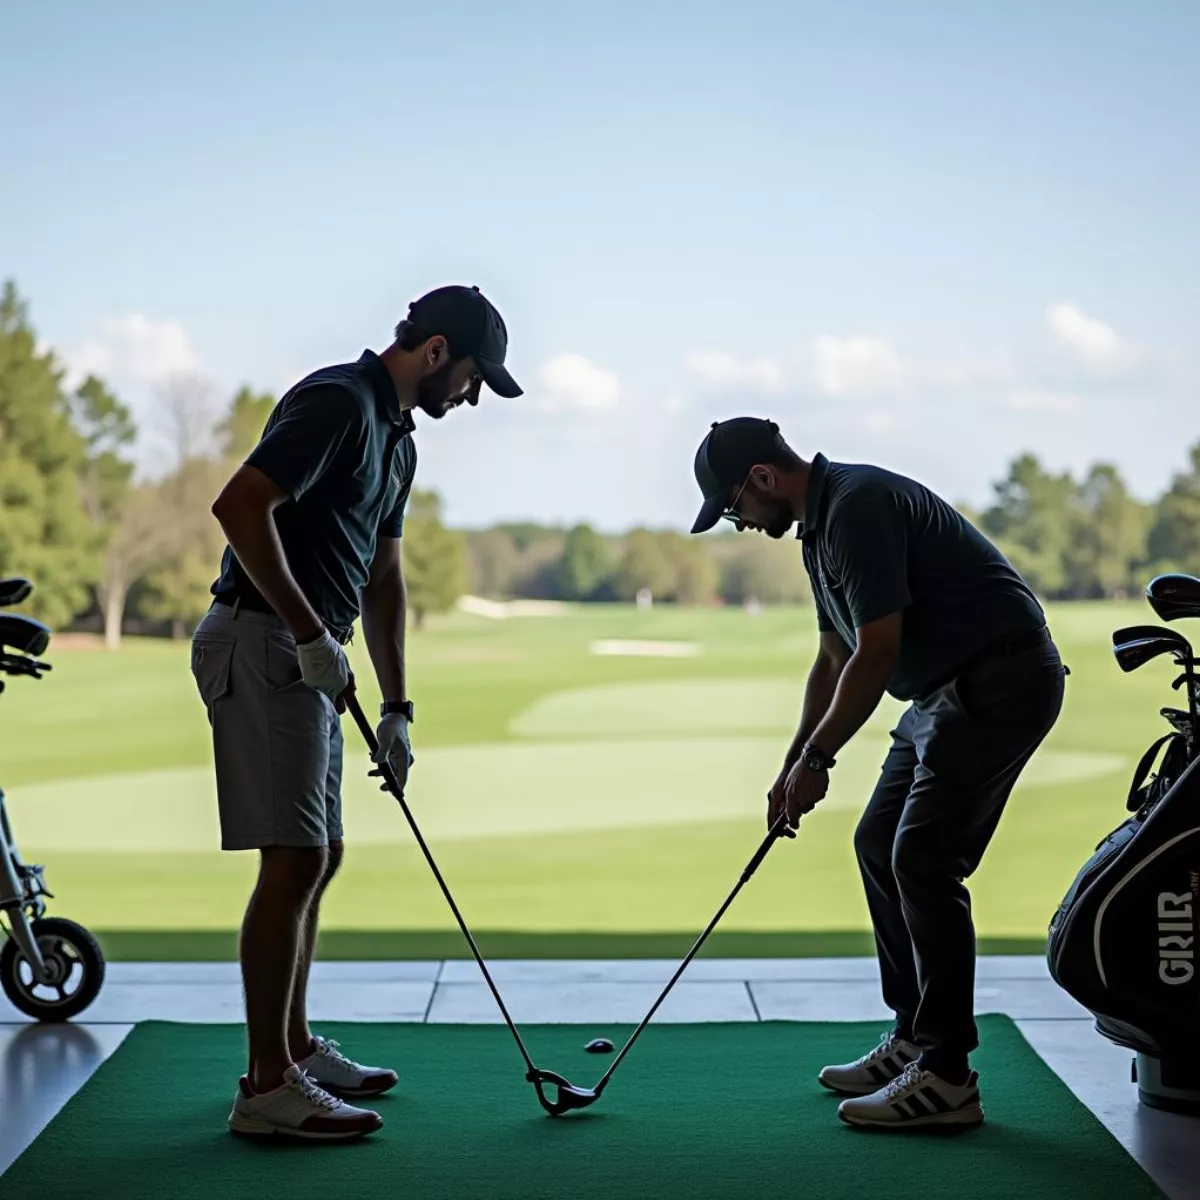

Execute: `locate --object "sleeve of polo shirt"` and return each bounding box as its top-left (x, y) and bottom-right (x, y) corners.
top-left (812, 585), bottom-right (836, 632)
top-left (827, 488), bottom-right (912, 628)
top-left (244, 384), bottom-right (368, 501)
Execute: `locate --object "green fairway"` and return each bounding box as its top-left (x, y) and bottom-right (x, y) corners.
top-left (0, 600), bottom-right (1182, 955)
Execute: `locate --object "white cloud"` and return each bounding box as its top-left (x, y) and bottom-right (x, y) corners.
top-left (1046, 303), bottom-right (1127, 371)
top-left (533, 353), bottom-right (621, 413)
top-left (812, 335), bottom-right (907, 398)
top-left (66, 313), bottom-right (201, 390)
top-left (683, 351), bottom-right (786, 395)
top-left (1006, 387), bottom-right (1082, 412)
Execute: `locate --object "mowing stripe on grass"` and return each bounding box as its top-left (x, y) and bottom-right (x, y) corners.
top-left (7, 737), bottom-right (1126, 853)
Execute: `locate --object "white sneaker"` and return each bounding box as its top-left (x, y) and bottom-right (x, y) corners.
top-left (818, 1031), bottom-right (920, 1096)
top-left (295, 1035), bottom-right (399, 1099)
top-left (227, 1065), bottom-right (383, 1140)
top-left (837, 1061), bottom-right (984, 1129)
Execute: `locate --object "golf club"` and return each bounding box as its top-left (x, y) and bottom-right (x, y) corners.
top-left (344, 691), bottom-right (594, 1117)
top-left (1147, 573), bottom-right (1200, 624)
top-left (349, 689), bottom-right (792, 1115)
top-left (581, 813), bottom-right (791, 1106)
top-left (1112, 625), bottom-right (1193, 674)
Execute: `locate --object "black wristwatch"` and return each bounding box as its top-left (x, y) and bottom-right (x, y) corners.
top-left (801, 742), bottom-right (836, 772)
top-left (381, 699), bottom-right (414, 722)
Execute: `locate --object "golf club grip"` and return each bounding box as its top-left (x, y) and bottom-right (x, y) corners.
top-left (346, 691), bottom-right (379, 752)
top-left (743, 815), bottom-right (789, 881)
top-left (343, 692), bottom-right (539, 1075)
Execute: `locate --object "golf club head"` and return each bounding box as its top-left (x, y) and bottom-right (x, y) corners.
top-left (527, 1069), bottom-right (600, 1117)
top-left (1147, 574), bottom-right (1200, 624)
top-left (1112, 625), bottom-right (1193, 673)
top-left (1161, 707), bottom-right (1195, 736)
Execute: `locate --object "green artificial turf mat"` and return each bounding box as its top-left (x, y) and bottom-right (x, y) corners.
top-left (3, 1016), bottom-right (1163, 1199)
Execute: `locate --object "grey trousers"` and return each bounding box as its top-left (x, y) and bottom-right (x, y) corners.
top-left (854, 634), bottom-right (1068, 1077)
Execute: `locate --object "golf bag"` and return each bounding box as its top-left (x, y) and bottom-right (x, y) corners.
top-left (1047, 574), bottom-right (1200, 1114)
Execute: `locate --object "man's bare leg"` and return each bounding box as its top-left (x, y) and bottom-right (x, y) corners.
top-left (240, 845), bottom-right (328, 1092)
top-left (288, 838), bottom-right (343, 1062)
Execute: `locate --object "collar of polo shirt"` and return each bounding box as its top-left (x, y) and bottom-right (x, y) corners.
top-left (798, 452), bottom-right (831, 540)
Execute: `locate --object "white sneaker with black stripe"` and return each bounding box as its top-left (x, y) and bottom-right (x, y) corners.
top-left (837, 1061), bottom-right (984, 1129)
top-left (818, 1031), bottom-right (920, 1096)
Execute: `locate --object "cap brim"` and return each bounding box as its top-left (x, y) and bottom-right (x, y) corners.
top-left (690, 493), bottom-right (726, 535)
top-left (478, 358), bottom-right (523, 398)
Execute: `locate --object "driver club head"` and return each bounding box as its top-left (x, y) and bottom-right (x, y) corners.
top-left (1147, 574), bottom-right (1200, 624)
top-left (527, 1069), bottom-right (601, 1117)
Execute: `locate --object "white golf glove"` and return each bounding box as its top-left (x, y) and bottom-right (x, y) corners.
top-left (295, 628), bottom-right (352, 704)
top-left (372, 713), bottom-right (413, 790)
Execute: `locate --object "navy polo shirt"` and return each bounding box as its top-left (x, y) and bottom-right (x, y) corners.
top-left (799, 453), bottom-right (1046, 701)
top-left (211, 350), bottom-right (417, 635)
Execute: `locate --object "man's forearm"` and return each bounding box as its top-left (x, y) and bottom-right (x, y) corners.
top-left (784, 654), bottom-right (845, 769)
top-left (361, 573), bottom-right (407, 703)
top-left (215, 506), bottom-right (322, 640)
top-left (808, 650), bottom-right (894, 759)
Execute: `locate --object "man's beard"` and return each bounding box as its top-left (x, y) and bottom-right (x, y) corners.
top-left (414, 360), bottom-right (460, 419)
top-left (761, 497), bottom-right (797, 539)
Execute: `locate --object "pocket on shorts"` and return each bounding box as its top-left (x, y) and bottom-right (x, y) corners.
top-left (264, 629), bottom-right (310, 696)
top-left (191, 635), bottom-right (235, 718)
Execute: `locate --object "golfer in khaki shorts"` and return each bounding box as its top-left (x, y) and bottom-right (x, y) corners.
top-left (191, 285), bottom-right (522, 1141)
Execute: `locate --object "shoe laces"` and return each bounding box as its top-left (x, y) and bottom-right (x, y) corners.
top-left (881, 1062), bottom-right (925, 1100)
top-left (315, 1038), bottom-right (360, 1072)
top-left (288, 1068), bottom-right (340, 1112)
top-left (856, 1031), bottom-right (902, 1067)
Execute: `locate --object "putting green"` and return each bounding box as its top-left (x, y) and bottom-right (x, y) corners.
top-left (510, 677), bottom-right (904, 738)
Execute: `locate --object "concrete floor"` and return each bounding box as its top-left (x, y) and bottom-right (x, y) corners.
top-left (1, 956), bottom-right (1196, 1197)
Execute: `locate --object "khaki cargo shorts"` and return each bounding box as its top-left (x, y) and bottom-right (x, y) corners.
top-left (190, 602), bottom-right (344, 850)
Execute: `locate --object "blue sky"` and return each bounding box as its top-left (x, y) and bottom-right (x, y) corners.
top-left (3, 0), bottom-right (1197, 531)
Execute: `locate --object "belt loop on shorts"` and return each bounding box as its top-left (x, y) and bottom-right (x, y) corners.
top-left (230, 595), bottom-right (242, 619)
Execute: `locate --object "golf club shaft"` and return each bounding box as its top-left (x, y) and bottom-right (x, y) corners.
top-left (345, 692), bottom-right (538, 1076)
top-left (594, 815), bottom-right (789, 1094)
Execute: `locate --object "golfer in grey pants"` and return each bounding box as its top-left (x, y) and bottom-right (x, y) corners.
top-left (689, 416), bottom-right (1067, 1131)
top-left (191, 285), bottom-right (522, 1141)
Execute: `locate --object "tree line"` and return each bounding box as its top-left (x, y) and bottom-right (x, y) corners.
top-left (2, 279), bottom-right (1197, 645)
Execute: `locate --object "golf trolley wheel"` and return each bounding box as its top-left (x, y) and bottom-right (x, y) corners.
top-left (0, 916), bottom-right (106, 1021)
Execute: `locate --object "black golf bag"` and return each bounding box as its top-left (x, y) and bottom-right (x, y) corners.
top-left (1047, 574), bottom-right (1200, 1113)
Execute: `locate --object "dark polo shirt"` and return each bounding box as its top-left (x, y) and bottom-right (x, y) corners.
top-left (799, 453), bottom-right (1046, 701)
top-left (211, 350), bottom-right (417, 636)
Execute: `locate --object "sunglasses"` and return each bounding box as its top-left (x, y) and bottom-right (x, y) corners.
top-left (720, 473), bottom-right (752, 524)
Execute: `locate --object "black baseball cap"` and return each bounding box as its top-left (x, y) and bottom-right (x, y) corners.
top-left (406, 284), bottom-right (522, 398)
top-left (690, 416), bottom-right (786, 534)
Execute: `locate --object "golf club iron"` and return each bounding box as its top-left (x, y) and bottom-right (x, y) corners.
top-left (581, 812), bottom-right (790, 1105)
top-left (1111, 625), bottom-right (1194, 673)
top-left (348, 690), bottom-right (789, 1116)
top-left (346, 692), bottom-right (593, 1116)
